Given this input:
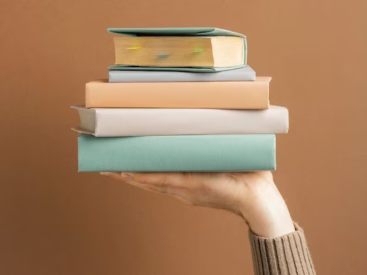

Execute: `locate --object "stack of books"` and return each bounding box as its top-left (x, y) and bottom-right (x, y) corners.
top-left (72, 28), bottom-right (289, 172)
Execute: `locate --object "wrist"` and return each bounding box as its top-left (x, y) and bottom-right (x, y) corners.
top-left (239, 180), bottom-right (295, 238)
top-left (245, 207), bottom-right (295, 238)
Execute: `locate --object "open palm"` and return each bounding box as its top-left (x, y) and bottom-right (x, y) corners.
top-left (101, 171), bottom-right (294, 238)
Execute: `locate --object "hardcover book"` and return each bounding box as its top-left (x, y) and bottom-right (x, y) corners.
top-left (108, 66), bottom-right (256, 82)
top-left (113, 36), bottom-right (243, 67)
top-left (85, 77), bottom-right (271, 109)
top-left (78, 134), bottom-right (276, 172)
top-left (108, 27), bottom-right (247, 72)
top-left (72, 105), bottom-right (288, 137)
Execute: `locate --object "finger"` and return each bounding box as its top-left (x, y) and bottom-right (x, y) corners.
top-left (101, 172), bottom-right (177, 195)
top-left (101, 173), bottom-right (196, 206)
top-left (124, 178), bottom-right (162, 193)
top-left (100, 172), bottom-right (131, 180)
top-left (124, 172), bottom-right (186, 189)
top-left (123, 178), bottom-right (194, 205)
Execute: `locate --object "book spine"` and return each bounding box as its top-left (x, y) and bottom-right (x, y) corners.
top-left (94, 107), bottom-right (288, 136)
top-left (85, 79), bottom-right (270, 109)
top-left (78, 134), bottom-right (276, 172)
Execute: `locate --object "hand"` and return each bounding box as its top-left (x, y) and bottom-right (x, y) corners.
top-left (101, 171), bottom-right (295, 238)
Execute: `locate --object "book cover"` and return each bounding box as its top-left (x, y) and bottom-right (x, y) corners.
top-left (71, 105), bottom-right (288, 137)
top-left (78, 134), bottom-right (276, 172)
top-left (108, 66), bottom-right (256, 82)
top-left (85, 77), bottom-right (271, 109)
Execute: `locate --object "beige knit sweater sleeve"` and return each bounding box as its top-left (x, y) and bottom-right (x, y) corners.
top-left (249, 224), bottom-right (316, 275)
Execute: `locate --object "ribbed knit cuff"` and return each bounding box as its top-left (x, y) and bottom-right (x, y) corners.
top-left (249, 223), bottom-right (316, 275)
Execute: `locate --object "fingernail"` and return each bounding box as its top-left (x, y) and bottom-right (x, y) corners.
top-left (100, 172), bottom-right (113, 176)
top-left (122, 173), bottom-right (133, 179)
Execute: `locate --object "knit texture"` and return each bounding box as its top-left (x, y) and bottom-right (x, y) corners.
top-left (249, 224), bottom-right (316, 275)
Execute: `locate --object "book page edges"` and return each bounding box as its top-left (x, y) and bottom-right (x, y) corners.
top-left (72, 127), bottom-right (96, 136)
top-left (71, 105), bottom-right (96, 134)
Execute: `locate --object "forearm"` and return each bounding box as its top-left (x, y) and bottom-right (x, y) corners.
top-left (249, 223), bottom-right (316, 275)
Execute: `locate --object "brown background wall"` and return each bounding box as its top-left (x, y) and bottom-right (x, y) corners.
top-left (0, 0), bottom-right (366, 274)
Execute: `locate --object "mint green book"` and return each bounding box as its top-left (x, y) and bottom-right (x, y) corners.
top-left (107, 27), bottom-right (247, 72)
top-left (78, 134), bottom-right (276, 172)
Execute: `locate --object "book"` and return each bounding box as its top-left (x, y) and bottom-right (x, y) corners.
top-left (85, 77), bottom-right (271, 109)
top-left (78, 134), bottom-right (276, 172)
top-left (108, 66), bottom-right (256, 82)
top-left (108, 27), bottom-right (247, 71)
top-left (71, 105), bottom-right (288, 137)
top-left (113, 36), bottom-right (244, 68)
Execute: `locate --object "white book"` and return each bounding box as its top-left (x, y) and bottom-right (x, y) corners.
top-left (71, 105), bottom-right (289, 137)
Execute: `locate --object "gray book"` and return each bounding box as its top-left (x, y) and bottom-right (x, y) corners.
top-left (108, 66), bottom-right (256, 83)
